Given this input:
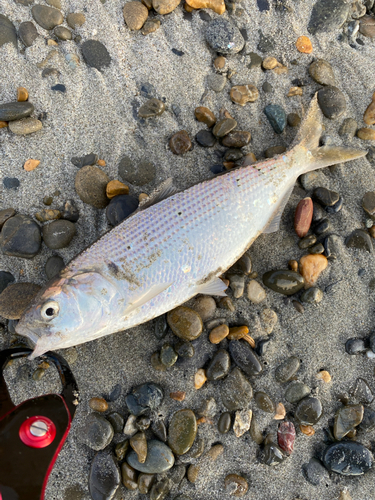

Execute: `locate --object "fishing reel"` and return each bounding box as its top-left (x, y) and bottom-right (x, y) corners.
top-left (0, 348), bottom-right (79, 500)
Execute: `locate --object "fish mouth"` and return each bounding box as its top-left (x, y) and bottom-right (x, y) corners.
top-left (14, 321), bottom-right (39, 346)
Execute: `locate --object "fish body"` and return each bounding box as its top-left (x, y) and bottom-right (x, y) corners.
top-left (16, 95), bottom-right (367, 358)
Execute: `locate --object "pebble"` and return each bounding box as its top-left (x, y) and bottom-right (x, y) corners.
top-left (255, 391), bottom-right (275, 413)
top-left (135, 416), bottom-right (151, 431)
top-left (229, 340), bottom-right (263, 377)
top-left (35, 209), bottom-right (61, 222)
top-left (124, 415), bottom-right (138, 437)
top-left (294, 197), bottom-right (313, 238)
top-left (168, 409), bottom-right (197, 455)
top-left (296, 36), bottom-right (313, 53)
top-left (246, 280), bottom-right (266, 303)
top-left (107, 413), bottom-right (124, 434)
top-left (228, 274), bottom-right (245, 298)
top-left (287, 113), bottom-right (301, 127)
top-left (263, 269), bottom-right (304, 295)
top-left (3, 178), bottom-right (20, 189)
top-left (17, 87), bottom-right (28, 103)
top-left (195, 106), bottom-right (216, 127)
top-left (105, 180), bottom-right (129, 199)
top-left (0, 271), bottom-right (15, 294)
top-left (127, 440), bottom-right (174, 473)
top-left (334, 404), bottom-right (363, 440)
top-left (151, 420), bottom-right (167, 442)
top-left (194, 369), bottom-right (207, 389)
top-left (169, 131), bottom-right (192, 155)
top-left (54, 27), bottom-right (72, 40)
top-left (125, 383), bottom-right (163, 416)
top-left (138, 473), bottom-right (154, 494)
top-left (299, 254), bottom-right (328, 288)
top-left (285, 381), bottom-right (311, 403)
top-left (75, 165), bottom-right (110, 209)
top-left (0, 214), bottom-right (41, 259)
top-left (121, 462), bottom-right (137, 490)
top-left (221, 367), bottom-right (253, 410)
top-left (205, 19), bottom-right (245, 55)
top-left (191, 296), bottom-right (216, 322)
top-left (106, 195), bottom-right (139, 226)
top-left (23, 159), bottom-right (40, 172)
top-left (175, 341), bottom-right (194, 358)
top-left (214, 56), bottom-right (226, 70)
top-left (345, 337), bottom-right (367, 355)
top-left (230, 85), bottom-right (259, 106)
top-left (81, 40), bottom-right (111, 71)
top-left (308, 0), bottom-right (349, 34)
top-left (274, 402), bottom-right (286, 420)
top-left (130, 432), bottom-right (147, 463)
top-left (260, 308), bottom-right (277, 334)
top-left (213, 118), bottom-right (237, 138)
top-left (277, 421), bottom-right (295, 454)
top-left (59, 199), bottom-right (78, 223)
top-left (218, 412), bottom-right (231, 434)
top-left (18, 21), bottom-right (39, 47)
top-left (308, 59), bottom-right (336, 86)
top-left (170, 391), bottom-right (185, 401)
top-left (9, 118), bottom-right (42, 135)
top-left (224, 474), bottom-right (248, 497)
top-left (309, 243), bottom-right (324, 254)
top-left (339, 117), bottom-right (358, 139)
top-left (262, 56), bottom-right (278, 70)
top-left (313, 219), bottom-right (330, 236)
top-left (263, 441), bottom-right (285, 466)
top-left (362, 192), bottom-right (375, 218)
top-left (351, 378), bottom-right (373, 404)
top-left (313, 187), bottom-right (339, 207)
top-left (262, 82), bottom-right (273, 93)
top-left (359, 15), bottom-right (375, 37)
top-left (89, 397), bottom-right (108, 413)
top-left (345, 229), bottom-right (373, 252)
top-left (186, 0), bottom-right (225, 14)
top-left (138, 98), bottom-right (165, 118)
top-left (325, 196), bottom-right (343, 214)
top-left (364, 92), bottom-right (375, 125)
top-left (71, 152), bottom-right (98, 168)
top-left (295, 397), bottom-right (323, 425)
top-left (149, 478), bottom-right (170, 500)
top-left (221, 131), bottom-right (251, 148)
top-left (80, 413), bottom-right (114, 451)
top-left (89, 451), bottom-right (120, 500)
top-left (0, 208), bottom-right (16, 229)
top-left (301, 287), bottom-right (323, 304)
top-left (195, 130), bottom-right (216, 147)
top-left (0, 15), bottom-right (17, 48)
top-left (317, 87), bottom-right (346, 119)
top-left (167, 306), bottom-right (203, 341)
top-left (357, 128), bottom-right (375, 140)
top-left (233, 409), bottom-right (252, 437)
top-left (359, 407), bottom-right (375, 431)
top-left (123, 1), bottom-right (148, 30)
top-left (207, 74), bottom-right (227, 92)
top-left (303, 457), bottom-right (330, 486)
top-left (275, 357), bottom-right (301, 383)
top-left (42, 220), bottom-right (76, 249)
top-left (316, 370), bottom-right (331, 383)
top-left (206, 349), bottom-right (231, 381)
top-left (264, 104), bottom-right (286, 134)
top-left (0, 283), bottom-right (41, 320)
top-left (66, 12), bottom-right (86, 29)
top-left (119, 158), bottom-right (156, 186)
top-left (323, 441), bottom-right (373, 476)
top-left (160, 343), bottom-right (178, 367)
top-left (31, 5), bottom-right (63, 30)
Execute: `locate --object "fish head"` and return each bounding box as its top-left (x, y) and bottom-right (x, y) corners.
top-left (15, 271), bottom-right (123, 359)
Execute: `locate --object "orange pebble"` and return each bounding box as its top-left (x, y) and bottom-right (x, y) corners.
top-left (170, 391), bottom-right (186, 401)
top-left (17, 87), bottom-right (29, 102)
top-left (296, 36), bottom-right (313, 54)
top-left (97, 159), bottom-right (106, 166)
top-left (106, 180), bottom-right (129, 199)
top-left (23, 159), bottom-right (40, 171)
top-left (299, 424), bottom-right (315, 436)
top-left (0, 121), bottom-right (8, 128)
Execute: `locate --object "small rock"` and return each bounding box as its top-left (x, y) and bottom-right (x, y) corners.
top-left (313, 187), bottom-right (339, 207)
top-left (191, 295), bottom-right (216, 321)
top-left (308, 0), bottom-right (349, 34)
top-left (130, 432), bottom-right (147, 463)
top-left (195, 106), bottom-right (216, 127)
top-left (9, 118), bottom-right (42, 135)
top-left (42, 220), bottom-right (76, 249)
top-left (221, 367), bottom-right (253, 410)
top-left (255, 391), bottom-right (274, 413)
top-left (260, 308), bottom-right (277, 334)
top-left (246, 280), bottom-right (266, 303)
top-left (221, 131), bottom-right (251, 148)
top-left (207, 74), bottom-right (226, 92)
top-left (138, 473), bottom-right (154, 494)
top-left (107, 413), bottom-right (125, 434)
top-left (169, 391), bottom-right (185, 401)
top-left (309, 59), bottom-right (336, 86)
top-left (263, 269), bottom-right (304, 295)
top-left (359, 15), bottom-right (375, 37)
top-left (317, 86), bottom-right (346, 119)
top-left (345, 337), bottom-right (367, 355)
top-left (124, 415), bottom-right (138, 437)
top-left (169, 131), bottom-right (192, 155)
top-left (274, 402), bottom-right (286, 420)
top-left (24, 159), bottom-right (40, 172)
top-left (195, 369), bottom-right (207, 389)
top-left (61, 199), bottom-right (79, 222)
top-left (296, 35), bottom-right (313, 53)
top-left (263, 441), bottom-right (285, 466)
top-left (118, 157), bottom-right (156, 186)
top-left (71, 152), bottom-right (98, 168)
top-left (195, 130), bottom-right (216, 147)
top-left (362, 192), bottom-right (375, 218)
top-left (18, 21), bottom-right (39, 47)
top-left (80, 413), bottom-right (114, 451)
top-left (0, 214), bottom-right (41, 259)
top-left (316, 370), bottom-right (331, 383)
top-left (205, 19), bottom-right (245, 55)
top-left (81, 40), bottom-right (111, 72)
top-left (141, 19), bottom-right (160, 35)
top-left (75, 165), bottom-right (110, 209)
top-left (300, 287), bottom-right (323, 304)
top-left (364, 92), bottom-right (375, 125)
top-left (89, 397), bottom-right (108, 413)
top-left (277, 421), bottom-right (295, 454)
top-left (285, 381), bottom-right (311, 403)
top-left (262, 56), bottom-right (278, 69)
top-left (334, 404), bottom-right (363, 440)
top-left (303, 457), bottom-right (330, 486)
top-left (299, 254), bottom-right (328, 288)
top-left (206, 349), bottom-right (231, 381)
top-left (123, 1), bottom-right (148, 30)
top-left (287, 113), bottom-right (301, 127)
top-left (229, 340), bottom-right (263, 377)
top-left (44, 255), bottom-right (64, 280)
top-left (31, 5), bottom-right (63, 30)
top-left (264, 104), bottom-right (287, 134)
top-left (89, 451), bottom-right (120, 500)
top-left (0, 283), bottom-right (41, 320)
top-left (167, 306), bottom-right (203, 341)
top-left (339, 117), bottom-right (357, 139)
top-left (295, 397), bottom-right (323, 425)
top-left (224, 474), bottom-right (248, 497)
top-left (294, 197), bottom-right (313, 238)
top-left (345, 229), bottom-right (373, 252)
top-left (0, 271), bottom-right (15, 294)
top-left (160, 343), bottom-right (178, 368)
top-left (230, 85), bottom-right (259, 106)
top-left (138, 98), bottom-right (165, 118)
top-left (127, 440), bottom-right (174, 473)
top-left (125, 383), bottom-right (163, 416)
top-left (323, 441), bottom-right (373, 476)
top-left (233, 409), bottom-right (252, 437)
top-left (357, 128), bottom-right (375, 140)
top-left (213, 118), bottom-right (237, 138)
top-left (218, 412), bottom-right (231, 434)
top-left (66, 12), bottom-right (86, 29)
top-left (168, 409), bottom-right (197, 455)
top-left (54, 26), bottom-right (72, 40)
top-left (186, 0), bottom-right (225, 14)
top-left (106, 195), bottom-right (139, 226)
top-left (152, 0), bottom-right (180, 13)
top-left (121, 462), bottom-right (138, 491)
top-left (351, 378), bottom-right (373, 404)
top-left (17, 87), bottom-right (29, 102)
top-left (275, 356), bottom-right (301, 383)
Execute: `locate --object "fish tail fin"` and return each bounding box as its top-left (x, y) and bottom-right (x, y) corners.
top-left (292, 93), bottom-right (367, 173)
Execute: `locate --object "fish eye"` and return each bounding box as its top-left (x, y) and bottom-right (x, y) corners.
top-left (41, 301), bottom-right (59, 320)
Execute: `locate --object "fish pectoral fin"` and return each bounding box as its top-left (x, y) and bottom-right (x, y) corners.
top-left (263, 185), bottom-right (294, 234)
top-left (196, 277), bottom-right (228, 296)
top-left (138, 178), bottom-right (179, 211)
top-left (124, 282), bottom-right (174, 316)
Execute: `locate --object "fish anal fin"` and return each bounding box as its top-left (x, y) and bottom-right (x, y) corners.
top-left (139, 178), bottom-right (179, 211)
top-left (196, 277), bottom-right (228, 296)
top-left (303, 145), bottom-right (368, 173)
top-left (263, 185), bottom-right (294, 234)
top-left (124, 282), bottom-right (173, 316)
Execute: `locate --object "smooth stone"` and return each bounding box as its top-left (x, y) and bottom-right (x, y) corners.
top-left (191, 295), bottom-right (216, 322)
top-left (71, 152), bottom-right (98, 168)
top-left (314, 219), bottom-right (331, 236)
top-left (80, 413), bottom-right (114, 451)
top-left (303, 458), bottom-right (330, 486)
top-left (309, 60), bottom-right (336, 86)
top-left (224, 149), bottom-right (243, 162)
top-left (66, 13), bottom-right (86, 29)
top-left (207, 73), bottom-right (226, 92)
top-left (118, 157), bottom-right (156, 186)
top-left (0, 208), bottom-right (16, 229)
top-left (160, 343), bottom-right (178, 367)
top-left (345, 229), bottom-right (373, 252)
top-left (167, 306), bottom-right (203, 341)
top-left (334, 405), bottom-right (364, 440)
top-left (0, 283), bottom-right (41, 320)
top-left (230, 85), bottom-right (259, 106)
top-left (212, 118), bottom-right (237, 138)
top-left (224, 474), bottom-right (248, 497)
top-left (257, 30), bottom-right (275, 53)
top-left (135, 416), bottom-right (151, 431)
top-left (81, 40), bottom-right (111, 71)
top-left (301, 287), bottom-right (323, 304)
top-left (325, 197), bottom-right (343, 214)
top-left (218, 412), bottom-right (231, 434)
top-left (221, 131), bottom-right (251, 148)
top-left (32, 5), bottom-right (63, 30)
top-left (323, 442), bottom-right (373, 475)
top-left (9, 118), bottom-right (42, 135)
top-left (45, 255), bottom-right (64, 279)
top-left (154, 314), bottom-right (168, 340)
top-left (54, 26), bottom-right (72, 40)
top-left (0, 102), bottom-right (34, 122)
top-left (250, 415), bottom-right (263, 445)
top-left (89, 451), bottom-right (120, 500)
top-left (149, 478), bottom-right (170, 500)
top-left (75, 165), bottom-right (110, 209)
top-left (130, 432), bottom-right (147, 463)
top-left (169, 131), bottom-right (192, 155)
top-left (138, 98), bottom-right (165, 118)
top-left (0, 271), bottom-right (15, 294)
top-left (151, 420), bottom-right (167, 442)
top-left (121, 462), bottom-right (137, 490)
top-left (308, 0), bottom-right (349, 34)
top-left (125, 383), bottom-right (163, 416)
top-left (263, 442), bottom-right (285, 466)
top-left (0, 14), bottom-right (17, 48)
top-left (277, 421), bottom-right (295, 455)
top-left (127, 440), bottom-right (174, 473)
top-left (309, 243), bottom-right (325, 254)
top-left (195, 106), bottom-right (216, 127)
top-left (254, 391), bottom-right (274, 413)
top-left (285, 381), bottom-right (311, 403)
top-left (206, 349), bottom-right (231, 381)
top-left (205, 19), bottom-right (245, 55)
top-left (0, 214), bottom-right (41, 259)
top-left (229, 340), bottom-right (263, 377)
top-left (262, 81), bottom-right (273, 93)
top-left (287, 113), bottom-right (301, 127)
top-left (362, 192), bottom-right (375, 218)
top-left (106, 195), bottom-right (139, 226)
top-left (263, 270), bottom-right (304, 295)
top-left (313, 187), bottom-right (339, 207)
top-left (42, 67), bottom-right (60, 78)
top-left (351, 378), bottom-right (374, 404)
top-left (248, 51), bottom-right (263, 68)
top-left (195, 130), bottom-right (216, 147)
top-left (62, 199), bottom-right (79, 222)
top-left (339, 117), bottom-right (358, 139)
top-left (221, 367), bottom-right (253, 410)
top-left (359, 15), bottom-right (375, 37)
top-left (175, 341), bottom-right (194, 358)
top-left (295, 397), bottom-right (323, 425)
top-left (168, 409), bottom-right (197, 455)
top-left (264, 104), bottom-right (286, 134)
top-left (3, 178), bottom-right (20, 190)
top-left (18, 21), bottom-right (39, 47)
top-left (42, 220), bottom-right (76, 249)
top-left (107, 412), bottom-right (124, 434)
top-left (359, 407), bottom-right (375, 431)
top-left (138, 473), bottom-right (154, 494)
top-left (123, 1), bottom-right (148, 30)
top-left (247, 280), bottom-right (266, 304)
top-left (345, 338), bottom-right (367, 355)
top-left (318, 87), bottom-right (346, 120)
top-left (152, 0), bottom-right (180, 14)
top-left (299, 235), bottom-right (317, 250)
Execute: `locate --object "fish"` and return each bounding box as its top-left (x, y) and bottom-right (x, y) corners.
top-left (16, 94), bottom-right (367, 359)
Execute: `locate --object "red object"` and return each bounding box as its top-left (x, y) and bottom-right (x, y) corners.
top-left (277, 421), bottom-right (296, 455)
top-left (19, 416), bottom-right (56, 449)
top-left (294, 197), bottom-right (313, 238)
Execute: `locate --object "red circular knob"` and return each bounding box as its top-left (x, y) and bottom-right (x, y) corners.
top-left (19, 416), bottom-right (56, 448)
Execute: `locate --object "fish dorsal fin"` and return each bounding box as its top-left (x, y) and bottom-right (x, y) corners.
top-left (139, 178), bottom-right (179, 211)
top-left (196, 277), bottom-right (228, 297)
top-left (123, 282), bottom-right (173, 317)
top-left (263, 185), bottom-right (294, 234)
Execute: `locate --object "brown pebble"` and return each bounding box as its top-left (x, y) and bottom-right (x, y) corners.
top-left (47, 39), bottom-right (58, 46)
top-left (224, 474), bottom-right (248, 497)
top-left (106, 180), bottom-right (129, 199)
top-left (184, 2), bottom-right (195, 11)
top-left (359, 15), bottom-right (375, 38)
top-left (214, 56), bottom-right (226, 70)
top-left (194, 106), bottom-right (216, 127)
top-left (0, 283), bottom-right (41, 320)
top-left (152, 0), bottom-right (181, 15)
top-left (97, 159), bottom-right (106, 166)
top-left (288, 260), bottom-right (298, 272)
top-left (169, 130), bottom-right (192, 154)
top-left (0, 121), bottom-right (8, 128)
top-left (194, 369), bottom-right (207, 389)
top-left (227, 326), bottom-right (248, 340)
top-left (219, 296), bottom-right (235, 311)
top-left (274, 402), bottom-right (286, 420)
top-left (369, 226), bottom-right (375, 238)
top-left (170, 391), bottom-right (186, 401)
top-left (17, 87), bottom-right (29, 102)
top-left (218, 108), bottom-right (234, 120)
top-left (287, 86), bottom-right (303, 97)
top-left (141, 18), bottom-right (161, 35)
top-left (213, 118), bottom-right (237, 138)
top-left (364, 92), bottom-right (375, 126)
top-left (273, 64), bottom-right (288, 75)
top-left (292, 300), bottom-right (304, 314)
top-left (197, 416), bottom-right (208, 425)
top-left (221, 131), bottom-right (251, 148)
top-left (139, 193), bottom-right (148, 202)
top-left (295, 36), bottom-right (313, 54)
top-left (130, 432), bottom-right (147, 463)
top-left (23, 159), bottom-right (40, 171)
top-left (262, 56), bottom-right (278, 70)
top-left (357, 128), bottom-right (375, 141)
top-left (223, 161), bottom-right (235, 170)
top-left (230, 85), bottom-right (259, 106)
top-left (209, 324), bottom-right (229, 344)
top-left (35, 209), bottom-right (61, 222)
top-left (299, 424), bottom-right (315, 436)
top-left (299, 254), bottom-right (328, 288)
top-left (316, 370), bottom-right (331, 383)
top-left (123, 1), bottom-right (149, 30)
top-left (241, 153), bottom-right (257, 166)
top-left (294, 197), bottom-right (313, 238)
top-left (185, 0), bottom-right (225, 14)
top-left (89, 397), bottom-right (108, 412)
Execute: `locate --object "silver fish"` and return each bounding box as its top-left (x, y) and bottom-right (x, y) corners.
top-left (16, 95), bottom-right (367, 359)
